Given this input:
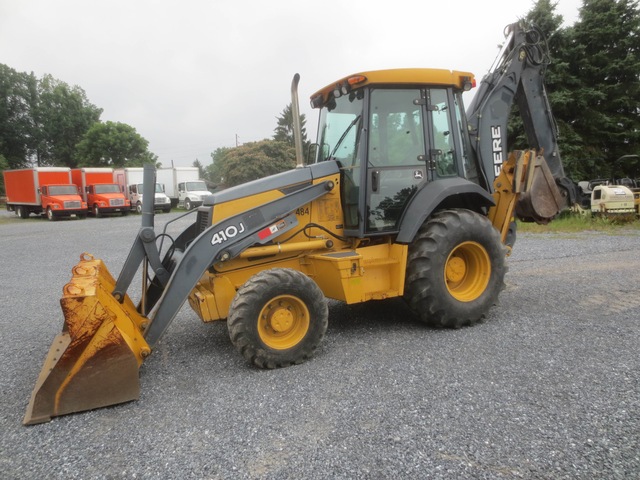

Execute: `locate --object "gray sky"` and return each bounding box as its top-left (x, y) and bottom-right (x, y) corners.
top-left (1, 0), bottom-right (582, 168)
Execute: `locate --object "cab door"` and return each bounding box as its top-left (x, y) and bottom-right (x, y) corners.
top-left (365, 87), bottom-right (462, 233)
top-left (366, 88), bottom-right (427, 232)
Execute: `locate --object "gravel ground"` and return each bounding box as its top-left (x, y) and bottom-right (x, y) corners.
top-left (0, 209), bottom-right (639, 479)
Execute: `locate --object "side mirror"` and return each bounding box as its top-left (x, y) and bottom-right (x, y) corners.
top-left (307, 143), bottom-right (319, 163)
top-left (321, 144), bottom-right (330, 161)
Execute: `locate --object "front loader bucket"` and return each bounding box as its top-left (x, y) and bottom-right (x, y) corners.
top-left (24, 254), bottom-right (151, 425)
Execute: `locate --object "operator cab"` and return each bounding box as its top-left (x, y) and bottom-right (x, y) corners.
top-left (311, 69), bottom-right (476, 238)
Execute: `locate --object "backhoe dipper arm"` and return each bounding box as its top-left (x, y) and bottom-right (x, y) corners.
top-left (466, 22), bottom-right (575, 205)
top-left (142, 179), bottom-right (335, 348)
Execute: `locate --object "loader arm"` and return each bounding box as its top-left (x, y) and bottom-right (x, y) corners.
top-left (112, 165), bottom-right (172, 304)
top-left (143, 177), bottom-right (335, 347)
top-left (23, 165), bottom-right (335, 424)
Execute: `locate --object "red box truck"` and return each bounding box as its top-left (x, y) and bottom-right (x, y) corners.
top-left (3, 167), bottom-right (87, 220)
top-left (71, 168), bottom-right (130, 217)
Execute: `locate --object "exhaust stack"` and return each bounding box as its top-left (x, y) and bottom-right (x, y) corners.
top-left (291, 73), bottom-right (304, 168)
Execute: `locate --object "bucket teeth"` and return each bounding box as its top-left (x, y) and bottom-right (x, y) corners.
top-left (24, 253), bottom-right (150, 425)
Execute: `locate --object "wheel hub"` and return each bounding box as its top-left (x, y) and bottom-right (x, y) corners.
top-left (258, 295), bottom-right (310, 350)
top-left (445, 241), bottom-right (491, 302)
top-left (269, 307), bottom-right (294, 332)
top-left (445, 256), bottom-right (467, 283)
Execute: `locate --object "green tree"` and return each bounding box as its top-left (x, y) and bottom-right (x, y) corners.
top-left (570, 0), bottom-right (640, 174)
top-left (207, 146), bottom-right (232, 185)
top-left (273, 103), bottom-right (309, 152)
top-left (74, 120), bottom-right (157, 167)
top-left (36, 75), bottom-right (102, 167)
top-left (0, 153), bottom-right (9, 195)
top-left (525, 0), bottom-right (586, 164)
top-left (192, 158), bottom-right (205, 178)
top-left (0, 65), bottom-right (38, 168)
top-left (214, 140), bottom-right (296, 187)
top-left (508, 0), bottom-right (640, 182)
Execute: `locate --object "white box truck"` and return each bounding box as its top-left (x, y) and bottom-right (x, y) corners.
top-left (157, 167), bottom-right (212, 210)
top-left (113, 167), bottom-right (172, 213)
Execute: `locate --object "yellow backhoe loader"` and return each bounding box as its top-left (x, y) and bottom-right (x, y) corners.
top-left (24, 22), bottom-right (576, 425)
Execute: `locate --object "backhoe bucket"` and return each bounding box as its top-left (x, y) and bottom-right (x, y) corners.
top-left (24, 254), bottom-right (150, 425)
top-left (515, 152), bottom-right (566, 224)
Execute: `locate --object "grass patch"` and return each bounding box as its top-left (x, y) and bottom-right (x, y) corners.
top-left (517, 211), bottom-right (640, 233)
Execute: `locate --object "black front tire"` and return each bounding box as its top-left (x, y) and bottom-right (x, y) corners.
top-left (403, 209), bottom-right (506, 328)
top-left (184, 198), bottom-right (192, 210)
top-left (228, 268), bottom-right (328, 369)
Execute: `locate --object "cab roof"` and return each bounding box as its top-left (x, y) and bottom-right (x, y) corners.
top-left (310, 68), bottom-right (475, 108)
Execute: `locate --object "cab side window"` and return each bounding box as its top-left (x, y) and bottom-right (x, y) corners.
top-left (428, 89), bottom-right (458, 177)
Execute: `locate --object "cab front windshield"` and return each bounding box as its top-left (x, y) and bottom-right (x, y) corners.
top-left (48, 185), bottom-right (78, 195)
top-left (136, 183), bottom-right (165, 193)
top-left (315, 90), bottom-right (364, 166)
top-left (94, 184), bottom-right (121, 194)
top-left (186, 181), bottom-right (207, 191)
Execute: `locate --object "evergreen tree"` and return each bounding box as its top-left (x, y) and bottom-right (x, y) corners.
top-left (508, 0), bottom-right (640, 181)
top-left (192, 158), bottom-right (205, 179)
top-left (570, 0), bottom-right (640, 177)
top-left (273, 103), bottom-right (309, 151)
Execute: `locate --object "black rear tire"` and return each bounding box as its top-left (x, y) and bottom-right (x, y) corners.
top-left (403, 209), bottom-right (506, 328)
top-left (228, 268), bottom-right (328, 368)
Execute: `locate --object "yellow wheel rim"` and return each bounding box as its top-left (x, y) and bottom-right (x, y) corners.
top-left (257, 295), bottom-right (310, 350)
top-left (445, 241), bottom-right (491, 302)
